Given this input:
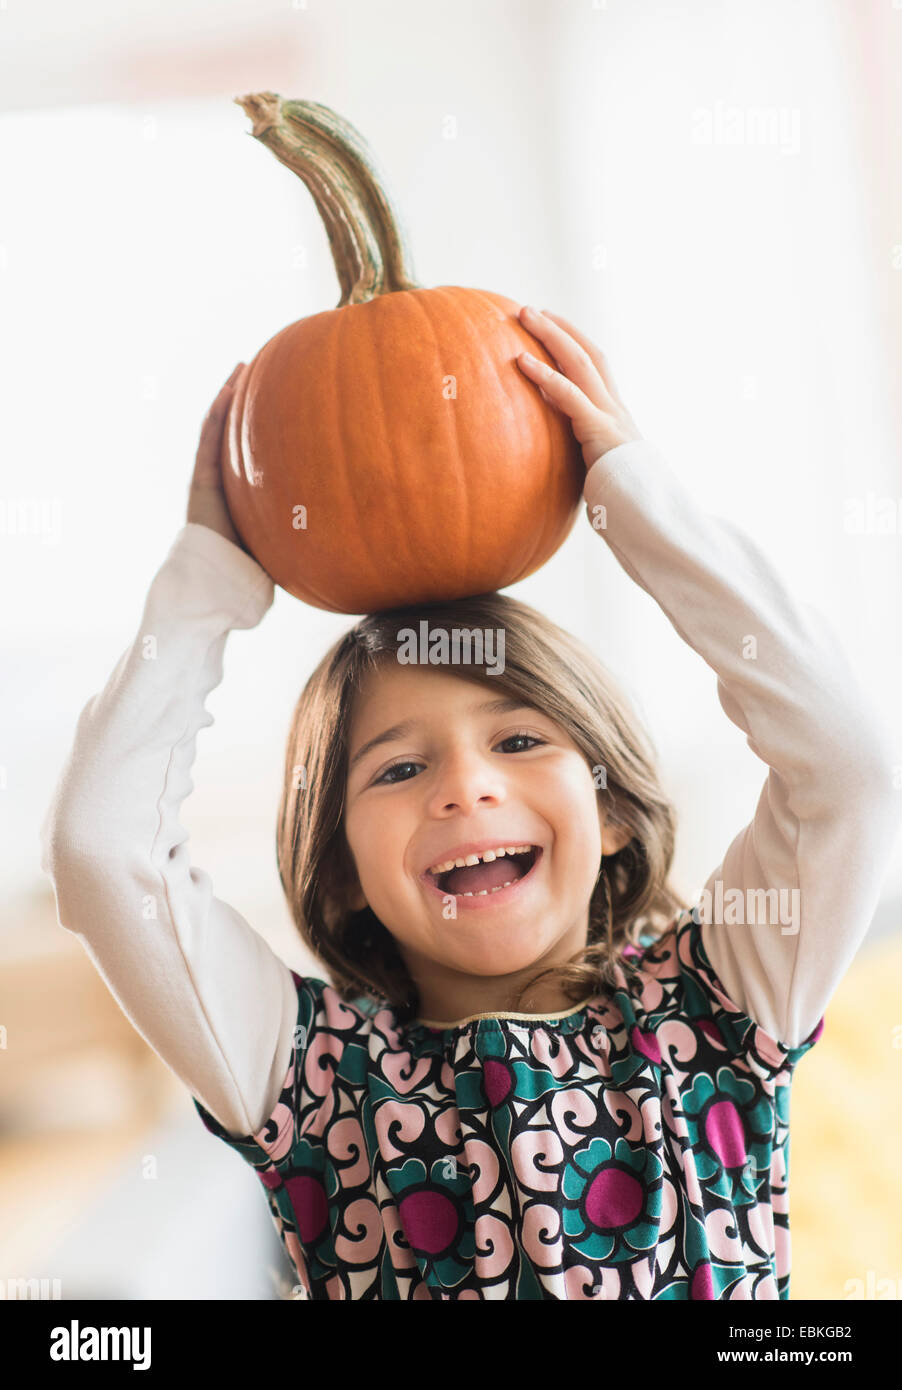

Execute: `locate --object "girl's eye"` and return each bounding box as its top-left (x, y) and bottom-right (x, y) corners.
top-left (372, 733), bottom-right (545, 785)
top-left (375, 761), bottom-right (425, 783)
top-left (500, 733), bottom-right (542, 756)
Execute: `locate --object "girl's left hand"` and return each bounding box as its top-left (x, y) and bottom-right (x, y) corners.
top-left (187, 363), bottom-right (248, 552)
top-left (516, 306), bottom-right (643, 471)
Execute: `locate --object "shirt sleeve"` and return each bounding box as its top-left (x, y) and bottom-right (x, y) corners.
top-left (584, 439), bottom-right (901, 1049)
top-left (39, 522), bottom-right (300, 1137)
top-left (190, 973), bottom-right (353, 1160)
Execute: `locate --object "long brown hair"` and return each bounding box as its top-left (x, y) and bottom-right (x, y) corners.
top-left (276, 591), bottom-right (688, 1024)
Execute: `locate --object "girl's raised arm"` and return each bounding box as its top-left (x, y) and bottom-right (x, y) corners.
top-left (518, 308), bottom-right (900, 1049)
top-left (40, 371), bottom-right (299, 1137)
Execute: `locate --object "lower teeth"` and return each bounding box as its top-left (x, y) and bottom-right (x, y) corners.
top-left (460, 879), bottom-right (515, 897)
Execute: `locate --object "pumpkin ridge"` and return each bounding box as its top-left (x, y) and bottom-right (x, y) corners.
top-left (466, 289), bottom-right (536, 577)
top-left (437, 284), bottom-right (519, 590)
top-left (515, 290), bottom-right (561, 582)
top-left (447, 285), bottom-right (553, 585)
top-left (466, 285), bottom-right (566, 581)
top-left (361, 299), bottom-right (412, 603)
top-left (330, 302), bottom-right (376, 609)
top-left (405, 287), bottom-right (470, 592)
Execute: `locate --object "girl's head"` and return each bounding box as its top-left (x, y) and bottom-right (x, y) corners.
top-left (277, 591), bottom-right (687, 1022)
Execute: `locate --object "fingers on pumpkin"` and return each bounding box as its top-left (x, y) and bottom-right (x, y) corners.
top-left (535, 310), bottom-right (620, 404)
top-left (526, 319), bottom-right (602, 401)
top-left (518, 353), bottom-right (564, 407)
top-left (197, 388), bottom-right (234, 468)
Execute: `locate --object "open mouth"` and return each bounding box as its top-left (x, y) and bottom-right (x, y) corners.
top-left (425, 845), bottom-right (541, 899)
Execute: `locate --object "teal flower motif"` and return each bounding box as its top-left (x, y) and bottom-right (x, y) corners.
top-left (385, 1154), bottom-right (476, 1289)
top-left (561, 1136), bottom-right (663, 1262)
top-left (681, 1066), bottom-right (774, 1206)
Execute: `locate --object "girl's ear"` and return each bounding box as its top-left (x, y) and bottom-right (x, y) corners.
top-left (599, 806), bottom-right (633, 857)
top-left (602, 825), bottom-right (632, 856)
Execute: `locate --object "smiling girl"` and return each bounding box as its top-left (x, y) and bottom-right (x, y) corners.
top-left (41, 308), bottom-right (899, 1300)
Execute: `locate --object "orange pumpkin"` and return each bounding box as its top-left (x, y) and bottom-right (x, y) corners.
top-left (222, 93), bottom-right (584, 613)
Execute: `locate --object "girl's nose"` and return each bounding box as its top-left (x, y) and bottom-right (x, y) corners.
top-left (426, 752), bottom-right (506, 817)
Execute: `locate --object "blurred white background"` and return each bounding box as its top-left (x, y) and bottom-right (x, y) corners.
top-left (1, 0), bottom-right (900, 1301)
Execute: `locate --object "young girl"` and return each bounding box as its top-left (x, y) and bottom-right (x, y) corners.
top-left (41, 307), bottom-right (899, 1301)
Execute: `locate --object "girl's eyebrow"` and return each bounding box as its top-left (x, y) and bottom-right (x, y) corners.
top-left (348, 696), bottom-right (532, 771)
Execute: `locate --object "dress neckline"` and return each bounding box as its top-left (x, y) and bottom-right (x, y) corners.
top-left (413, 993), bottom-right (598, 1030)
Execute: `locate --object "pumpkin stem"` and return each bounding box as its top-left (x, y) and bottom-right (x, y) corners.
top-left (234, 92), bottom-right (422, 306)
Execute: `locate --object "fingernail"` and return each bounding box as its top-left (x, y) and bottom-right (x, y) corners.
top-left (521, 351), bottom-right (537, 363)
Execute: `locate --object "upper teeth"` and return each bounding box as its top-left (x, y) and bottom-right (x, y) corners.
top-left (428, 844), bottom-right (533, 876)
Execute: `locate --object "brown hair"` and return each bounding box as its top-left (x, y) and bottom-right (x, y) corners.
top-left (276, 591), bottom-right (688, 1024)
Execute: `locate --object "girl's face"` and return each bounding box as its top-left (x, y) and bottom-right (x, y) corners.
top-left (343, 663), bottom-right (631, 1013)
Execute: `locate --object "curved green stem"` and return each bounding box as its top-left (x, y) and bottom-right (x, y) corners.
top-left (234, 91), bottom-right (422, 306)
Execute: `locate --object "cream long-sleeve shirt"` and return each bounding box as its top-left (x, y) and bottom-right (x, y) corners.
top-left (39, 439), bottom-right (901, 1139)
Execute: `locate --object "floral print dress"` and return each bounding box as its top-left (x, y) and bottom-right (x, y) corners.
top-left (193, 908), bottom-right (822, 1300)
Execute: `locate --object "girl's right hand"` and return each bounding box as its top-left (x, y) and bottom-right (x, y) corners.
top-left (186, 364), bottom-right (247, 552)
